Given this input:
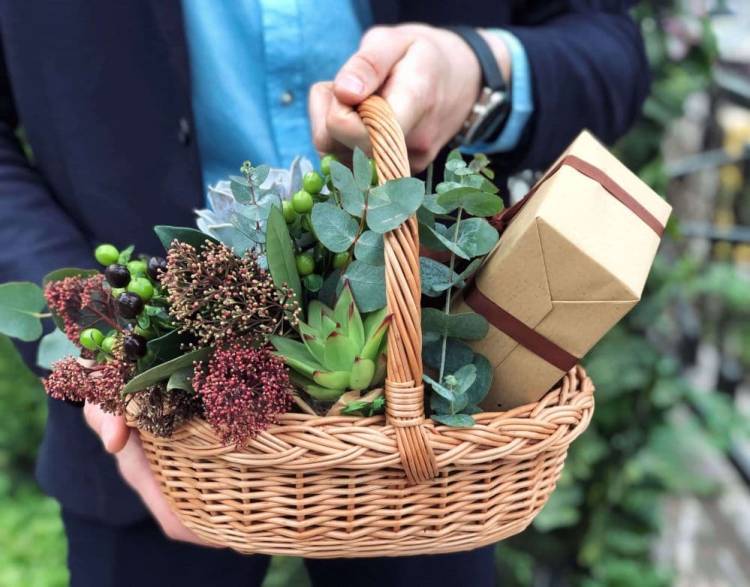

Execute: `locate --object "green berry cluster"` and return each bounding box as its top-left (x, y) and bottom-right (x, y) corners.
top-left (90, 243), bottom-right (171, 362)
top-left (282, 154), bottom-right (378, 295)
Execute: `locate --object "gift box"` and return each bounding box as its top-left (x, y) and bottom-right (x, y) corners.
top-left (455, 130), bottom-right (672, 410)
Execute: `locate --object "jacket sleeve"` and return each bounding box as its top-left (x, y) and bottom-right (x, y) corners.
top-left (0, 37), bottom-right (92, 285)
top-left (504, 0), bottom-right (649, 170)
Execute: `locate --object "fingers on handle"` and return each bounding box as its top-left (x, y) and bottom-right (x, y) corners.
top-left (334, 27), bottom-right (413, 105)
top-left (83, 401), bottom-right (129, 454)
top-left (310, 81), bottom-right (371, 157)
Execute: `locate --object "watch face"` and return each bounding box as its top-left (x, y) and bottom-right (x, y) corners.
top-left (473, 93), bottom-right (511, 144)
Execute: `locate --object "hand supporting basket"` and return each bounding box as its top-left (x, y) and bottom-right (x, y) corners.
top-left (357, 96), bottom-right (439, 484)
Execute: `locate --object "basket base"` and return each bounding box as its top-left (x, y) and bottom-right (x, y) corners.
top-left (134, 367), bottom-right (594, 558)
top-left (186, 516), bottom-right (534, 558)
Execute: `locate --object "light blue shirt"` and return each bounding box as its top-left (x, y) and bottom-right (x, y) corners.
top-left (182, 1), bottom-right (533, 190)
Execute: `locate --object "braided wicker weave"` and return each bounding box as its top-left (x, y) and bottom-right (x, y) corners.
top-left (129, 96), bottom-right (595, 557)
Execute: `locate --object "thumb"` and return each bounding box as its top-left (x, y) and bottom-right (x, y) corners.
top-left (83, 401), bottom-right (129, 454)
top-left (334, 27), bottom-right (413, 105)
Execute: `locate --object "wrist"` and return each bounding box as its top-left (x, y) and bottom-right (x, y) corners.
top-left (478, 29), bottom-right (512, 83)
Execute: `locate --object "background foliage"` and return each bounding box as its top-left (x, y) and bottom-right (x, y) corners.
top-left (0, 3), bottom-right (747, 587)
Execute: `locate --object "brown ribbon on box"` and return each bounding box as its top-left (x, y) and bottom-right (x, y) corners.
top-left (465, 154), bottom-right (666, 371)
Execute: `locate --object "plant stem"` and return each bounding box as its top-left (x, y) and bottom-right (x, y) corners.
top-left (426, 163), bottom-right (434, 194)
top-left (438, 208), bottom-right (462, 384)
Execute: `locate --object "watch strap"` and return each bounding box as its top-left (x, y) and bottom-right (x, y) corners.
top-left (446, 25), bottom-right (506, 92)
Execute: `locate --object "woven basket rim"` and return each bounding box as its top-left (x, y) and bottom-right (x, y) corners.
top-left (127, 366), bottom-right (594, 472)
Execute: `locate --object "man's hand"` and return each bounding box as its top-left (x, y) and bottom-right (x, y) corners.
top-left (309, 24), bottom-right (510, 172)
top-left (83, 402), bottom-right (210, 545)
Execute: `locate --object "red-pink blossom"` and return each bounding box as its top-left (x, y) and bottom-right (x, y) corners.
top-left (44, 357), bottom-right (132, 414)
top-left (192, 341), bottom-right (292, 446)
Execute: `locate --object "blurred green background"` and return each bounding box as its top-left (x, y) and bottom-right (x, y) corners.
top-left (2, 2), bottom-right (750, 586)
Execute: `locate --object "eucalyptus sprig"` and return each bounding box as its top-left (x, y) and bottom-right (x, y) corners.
top-left (418, 151), bottom-right (503, 427)
top-left (310, 147), bottom-right (425, 312)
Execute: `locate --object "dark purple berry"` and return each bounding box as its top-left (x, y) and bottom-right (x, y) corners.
top-left (117, 291), bottom-right (144, 319)
top-left (123, 334), bottom-right (148, 361)
top-left (147, 256), bottom-right (167, 281)
top-left (105, 264), bottom-right (131, 288)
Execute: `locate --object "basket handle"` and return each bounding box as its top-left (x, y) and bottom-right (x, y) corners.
top-left (357, 96), bottom-right (439, 484)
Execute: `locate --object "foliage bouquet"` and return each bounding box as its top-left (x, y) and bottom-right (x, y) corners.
top-left (0, 98), bottom-right (593, 557)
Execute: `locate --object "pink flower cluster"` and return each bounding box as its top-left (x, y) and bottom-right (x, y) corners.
top-left (192, 341), bottom-right (292, 446)
top-left (44, 357), bottom-right (132, 414)
top-left (44, 274), bottom-right (111, 344)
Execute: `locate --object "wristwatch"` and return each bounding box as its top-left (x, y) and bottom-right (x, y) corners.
top-left (447, 26), bottom-right (511, 146)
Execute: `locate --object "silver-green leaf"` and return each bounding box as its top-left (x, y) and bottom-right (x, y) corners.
top-left (353, 230), bottom-right (384, 266)
top-left (0, 282), bottom-right (46, 341)
top-left (366, 177), bottom-right (424, 234)
top-left (311, 202), bottom-right (359, 253)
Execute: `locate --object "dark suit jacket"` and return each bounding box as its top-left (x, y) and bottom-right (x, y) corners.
top-left (0, 0), bottom-right (648, 524)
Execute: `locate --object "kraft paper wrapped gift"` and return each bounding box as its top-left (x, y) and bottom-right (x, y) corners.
top-left (454, 130), bottom-right (672, 410)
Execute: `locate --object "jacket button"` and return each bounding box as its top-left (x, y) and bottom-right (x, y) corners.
top-left (177, 117), bottom-right (191, 145)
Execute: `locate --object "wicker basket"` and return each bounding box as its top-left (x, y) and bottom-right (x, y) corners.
top-left (127, 96), bottom-right (595, 558)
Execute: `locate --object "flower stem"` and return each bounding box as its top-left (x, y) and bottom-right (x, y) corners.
top-left (438, 208), bottom-right (462, 384)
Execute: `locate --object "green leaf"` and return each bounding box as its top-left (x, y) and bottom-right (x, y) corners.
top-left (210, 224), bottom-right (258, 256)
top-left (300, 379), bottom-right (347, 400)
top-left (36, 328), bottom-right (79, 370)
top-left (444, 149), bottom-right (464, 182)
top-left (450, 364), bottom-right (477, 395)
top-left (122, 347), bottom-right (211, 395)
top-left (313, 369), bottom-right (351, 390)
top-left (117, 245), bottom-right (135, 265)
top-left (229, 176), bottom-right (252, 203)
top-left (432, 413), bottom-right (475, 427)
top-left (421, 309), bottom-right (489, 342)
top-left (419, 221), bottom-right (449, 252)
top-left (350, 358), bottom-right (375, 390)
top-left (0, 282), bottom-right (46, 342)
top-left (420, 257), bottom-right (461, 297)
top-left (423, 373), bottom-right (456, 403)
top-left (311, 202), bottom-right (359, 253)
top-left (366, 177), bottom-right (425, 233)
top-left (422, 193), bottom-right (451, 215)
top-left (459, 258), bottom-right (483, 283)
top-left (270, 336), bottom-right (324, 379)
top-left (341, 396), bottom-right (385, 416)
top-left (154, 226), bottom-right (219, 251)
top-left (425, 218), bottom-right (498, 260)
top-left (436, 187), bottom-right (502, 217)
top-left (465, 353), bottom-right (493, 406)
top-left (265, 205), bottom-right (303, 303)
top-left (335, 283), bottom-right (365, 348)
top-left (166, 366), bottom-right (194, 393)
top-left (318, 269), bottom-right (342, 308)
top-left (352, 147), bottom-right (373, 192)
top-left (147, 330), bottom-right (187, 364)
top-left (303, 273), bottom-right (323, 292)
top-left (323, 332), bottom-right (357, 371)
top-left (423, 339), bottom-right (474, 374)
top-left (329, 160), bottom-right (365, 217)
top-left (230, 209), bottom-right (266, 245)
top-left (361, 311), bottom-right (390, 362)
top-left (342, 260), bottom-right (386, 312)
top-left (353, 230), bottom-right (384, 266)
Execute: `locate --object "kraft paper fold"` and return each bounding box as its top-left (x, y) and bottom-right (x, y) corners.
top-left (455, 130), bottom-right (672, 410)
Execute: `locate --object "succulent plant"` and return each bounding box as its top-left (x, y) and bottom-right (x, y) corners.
top-left (195, 157), bottom-right (315, 256)
top-left (270, 283), bottom-right (390, 401)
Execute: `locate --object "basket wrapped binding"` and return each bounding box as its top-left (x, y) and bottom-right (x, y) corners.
top-left (126, 96), bottom-right (595, 558)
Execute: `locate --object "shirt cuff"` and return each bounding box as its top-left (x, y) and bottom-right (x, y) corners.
top-left (461, 29), bottom-right (534, 155)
